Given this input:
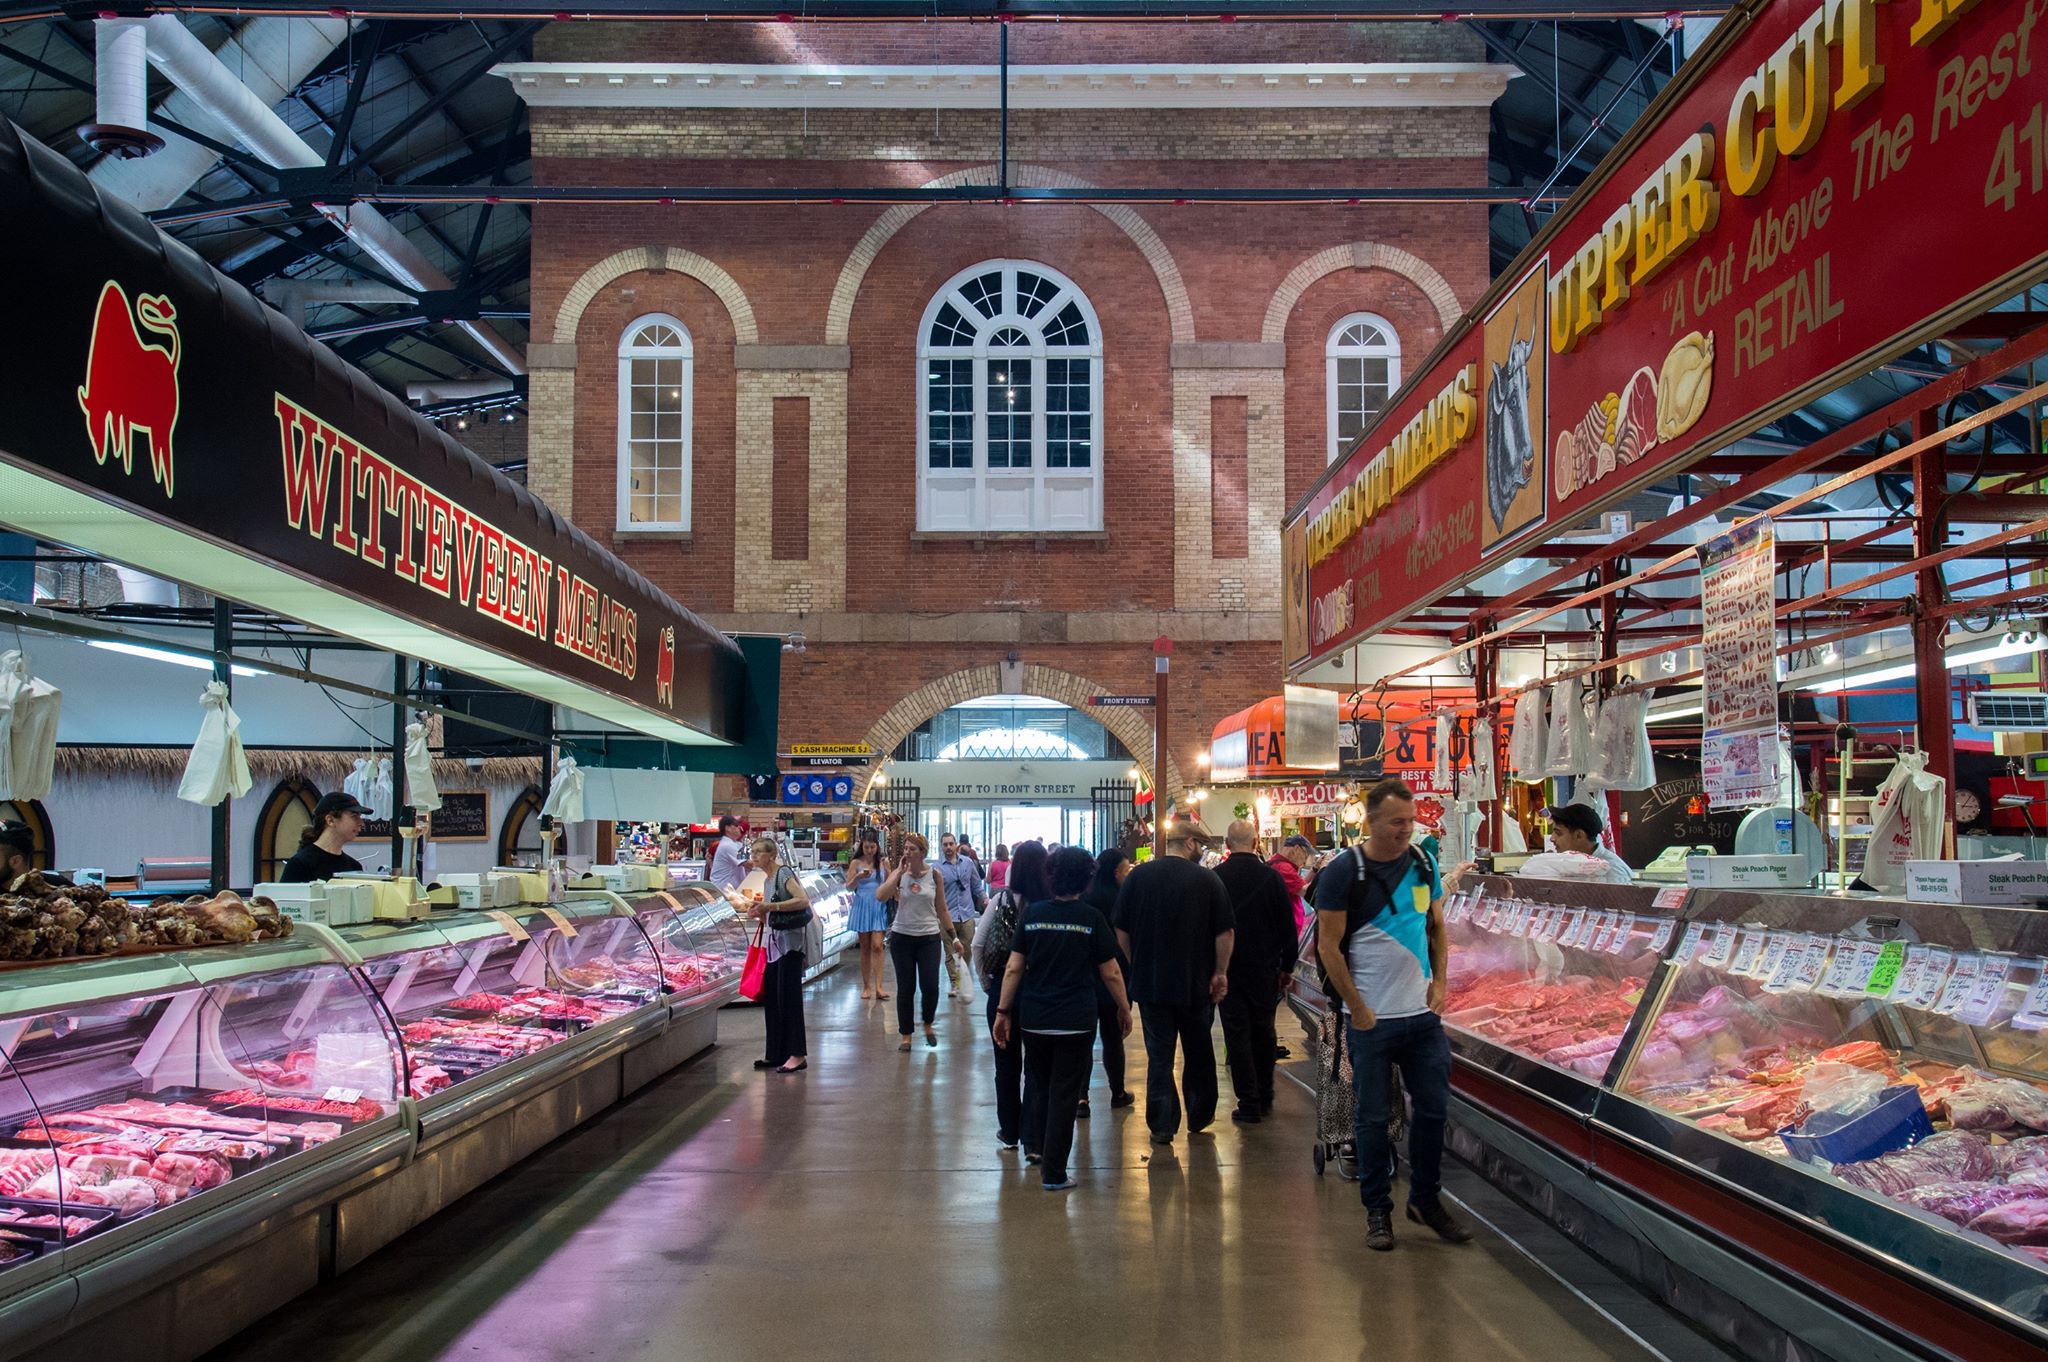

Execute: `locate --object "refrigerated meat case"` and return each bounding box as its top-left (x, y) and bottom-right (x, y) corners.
top-left (1286, 875), bottom-right (2048, 1362)
top-left (0, 893), bottom-right (744, 1362)
top-left (801, 868), bottom-right (855, 985)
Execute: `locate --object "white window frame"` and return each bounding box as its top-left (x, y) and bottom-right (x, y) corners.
top-left (916, 260), bottom-right (1104, 533)
top-left (616, 313), bottom-right (694, 532)
top-left (1325, 312), bottom-right (1402, 465)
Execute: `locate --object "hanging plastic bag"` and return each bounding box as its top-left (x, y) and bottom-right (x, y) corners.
top-left (343, 758), bottom-right (369, 807)
top-left (541, 756), bottom-right (585, 824)
top-left (177, 682), bottom-right (252, 807)
top-left (1589, 690), bottom-right (1655, 791)
top-left (1508, 688), bottom-right (1548, 782)
top-left (1862, 752), bottom-right (1946, 892)
top-left (1432, 713), bottom-right (1454, 790)
top-left (1470, 717), bottom-right (1498, 801)
top-left (0, 653), bottom-right (58, 801)
top-left (1545, 678), bottom-right (1591, 776)
top-left (404, 720), bottom-right (442, 814)
top-left (367, 756), bottom-right (394, 821)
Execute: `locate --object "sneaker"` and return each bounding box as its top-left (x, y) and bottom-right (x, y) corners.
top-left (997, 1137), bottom-right (1018, 1150)
top-left (1366, 1210), bottom-right (1395, 1251)
top-left (1076, 1101), bottom-right (1091, 1121)
top-left (1026, 1151), bottom-right (1042, 1165)
top-left (1042, 1177), bottom-right (1078, 1191)
top-left (1407, 1202), bottom-right (1474, 1244)
top-left (1150, 1131), bottom-right (1174, 1145)
top-left (1230, 1107), bottom-right (1261, 1125)
top-left (1110, 1091), bottom-right (1136, 1109)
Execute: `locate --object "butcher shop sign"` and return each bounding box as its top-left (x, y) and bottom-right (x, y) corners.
top-left (0, 123), bottom-right (746, 747)
top-left (1284, 0), bottom-right (2048, 673)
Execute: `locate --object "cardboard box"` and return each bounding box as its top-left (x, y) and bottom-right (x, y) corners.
top-left (1905, 859), bottom-right (2048, 906)
top-left (255, 882), bottom-right (341, 926)
top-left (1685, 854), bottom-right (1813, 889)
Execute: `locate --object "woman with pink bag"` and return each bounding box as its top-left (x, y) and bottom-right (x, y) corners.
top-left (745, 838), bottom-right (813, 1075)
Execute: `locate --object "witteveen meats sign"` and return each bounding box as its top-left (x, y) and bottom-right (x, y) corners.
top-left (0, 121), bottom-right (743, 744)
top-left (1285, 0), bottom-right (2048, 673)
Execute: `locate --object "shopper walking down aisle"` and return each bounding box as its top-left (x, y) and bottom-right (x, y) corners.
top-left (1115, 818), bottom-right (1234, 1146)
top-left (937, 833), bottom-right (987, 998)
top-left (708, 815), bottom-right (748, 894)
top-left (988, 845), bottom-right (1011, 892)
top-left (1271, 835), bottom-right (1314, 938)
top-left (1315, 778), bottom-right (1470, 1251)
top-left (1216, 821), bottom-right (1295, 1125)
top-left (995, 846), bottom-right (1133, 1191)
top-left (748, 838), bottom-right (814, 1075)
top-left (845, 831), bottom-right (891, 1001)
top-left (1083, 847), bottom-right (1137, 1114)
top-left (974, 841), bottom-right (1048, 1152)
top-left (880, 835), bottom-right (963, 1051)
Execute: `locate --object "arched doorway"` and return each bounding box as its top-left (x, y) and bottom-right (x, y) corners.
top-left (0, 799), bottom-right (54, 870)
top-left (499, 787), bottom-right (545, 868)
top-left (253, 778), bottom-right (320, 884)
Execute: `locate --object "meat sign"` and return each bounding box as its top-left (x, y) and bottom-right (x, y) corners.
top-left (1286, 0), bottom-right (2048, 674)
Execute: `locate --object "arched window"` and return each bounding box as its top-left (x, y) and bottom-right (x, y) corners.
top-left (617, 315), bottom-right (694, 531)
top-left (0, 800), bottom-right (53, 871)
top-left (1326, 313), bottom-right (1401, 464)
top-left (917, 262), bottom-right (1103, 532)
top-left (499, 786), bottom-right (545, 869)
top-left (252, 778), bottom-right (320, 884)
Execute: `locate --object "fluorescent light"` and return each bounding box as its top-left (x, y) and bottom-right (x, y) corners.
top-left (90, 640), bottom-right (265, 677)
top-left (1804, 661), bottom-right (1916, 693)
top-left (1646, 701), bottom-right (1703, 724)
top-left (1946, 634), bottom-right (2048, 669)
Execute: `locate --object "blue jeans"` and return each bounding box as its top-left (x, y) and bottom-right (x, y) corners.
top-left (1348, 1011), bottom-right (1450, 1214)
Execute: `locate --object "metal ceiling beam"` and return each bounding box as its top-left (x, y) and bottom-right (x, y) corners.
top-left (0, 2), bottom-right (1738, 23)
top-left (324, 16), bottom-right (385, 166)
top-left (346, 20), bottom-right (539, 171)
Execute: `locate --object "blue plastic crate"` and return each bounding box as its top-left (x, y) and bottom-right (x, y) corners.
top-left (1781, 1085), bottom-right (1933, 1167)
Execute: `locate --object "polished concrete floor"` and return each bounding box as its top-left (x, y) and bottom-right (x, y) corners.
top-left (206, 962), bottom-right (1734, 1362)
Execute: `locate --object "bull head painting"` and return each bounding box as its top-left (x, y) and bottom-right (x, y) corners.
top-left (77, 281), bottom-right (183, 498)
top-left (1486, 303), bottom-right (1537, 533)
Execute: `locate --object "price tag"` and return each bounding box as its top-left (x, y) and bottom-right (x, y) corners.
top-left (1558, 908), bottom-right (1586, 947)
top-left (1445, 891), bottom-right (1469, 924)
top-left (540, 907), bottom-right (579, 937)
top-left (1790, 935), bottom-right (1833, 992)
top-left (1934, 953), bottom-right (1983, 1016)
top-left (1539, 906), bottom-right (1568, 943)
top-left (1648, 918), bottom-right (1677, 953)
top-left (1845, 940), bottom-right (1886, 993)
top-left (1588, 911), bottom-right (1618, 954)
top-left (1729, 930), bottom-right (1765, 977)
top-left (1756, 932), bottom-right (1794, 984)
top-left (1608, 913), bottom-right (1638, 956)
top-left (1889, 946), bottom-right (1925, 1003)
top-left (1652, 886), bottom-right (1688, 911)
top-left (322, 1086), bottom-right (363, 1104)
top-left (484, 910), bottom-right (531, 942)
top-left (1864, 941), bottom-right (1908, 998)
top-left (2011, 961), bottom-right (2048, 1032)
top-left (1702, 924), bottom-right (1738, 969)
top-left (1905, 947), bottom-right (1953, 1011)
top-left (1675, 923), bottom-right (1707, 965)
top-left (1511, 902), bottom-right (1537, 938)
top-left (1763, 934), bottom-right (1808, 993)
top-left (1956, 955), bottom-right (2015, 1027)
top-left (1817, 940), bottom-right (1862, 996)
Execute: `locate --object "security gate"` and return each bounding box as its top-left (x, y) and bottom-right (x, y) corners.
top-left (874, 781), bottom-right (921, 848)
top-left (1091, 780), bottom-right (1138, 855)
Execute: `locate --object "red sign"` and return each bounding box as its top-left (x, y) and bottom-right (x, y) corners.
top-left (1288, 0), bottom-right (2048, 672)
top-left (77, 280), bottom-right (182, 499)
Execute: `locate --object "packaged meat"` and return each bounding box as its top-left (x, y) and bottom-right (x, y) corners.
top-left (1935, 1070), bottom-right (2048, 1133)
top-left (148, 1152), bottom-right (230, 1193)
top-left (1967, 1198), bottom-right (2048, 1245)
top-left (2006, 1137), bottom-right (2048, 1177)
top-left (1893, 1181), bottom-right (2045, 1226)
top-left (1835, 1131), bottom-right (2000, 1195)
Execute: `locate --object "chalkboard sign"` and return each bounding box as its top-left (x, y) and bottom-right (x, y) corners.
top-left (427, 791), bottom-right (490, 842)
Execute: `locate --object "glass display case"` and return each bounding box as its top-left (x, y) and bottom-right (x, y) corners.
top-left (802, 869), bottom-right (853, 981)
top-left (589, 886), bottom-right (748, 1011)
top-left (0, 938), bottom-right (402, 1285)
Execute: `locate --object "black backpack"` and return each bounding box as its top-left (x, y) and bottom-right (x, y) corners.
top-left (1314, 844), bottom-right (1435, 991)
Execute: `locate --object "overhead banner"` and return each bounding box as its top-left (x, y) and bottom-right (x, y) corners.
top-left (1699, 518), bottom-right (1783, 809)
top-left (1286, 0), bottom-right (2048, 673)
top-left (0, 123), bottom-right (745, 746)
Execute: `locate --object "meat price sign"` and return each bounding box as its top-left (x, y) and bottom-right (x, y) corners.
top-left (1285, 0), bottom-right (2048, 673)
top-left (0, 123), bottom-right (745, 744)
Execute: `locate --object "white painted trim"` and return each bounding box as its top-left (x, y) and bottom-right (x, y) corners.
top-left (495, 61), bottom-right (1515, 110)
top-left (1325, 312), bottom-right (1401, 466)
top-left (616, 313), bottom-right (694, 534)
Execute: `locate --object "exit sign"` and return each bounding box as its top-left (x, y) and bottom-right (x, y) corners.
top-left (1090, 695), bottom-right (1156, 707)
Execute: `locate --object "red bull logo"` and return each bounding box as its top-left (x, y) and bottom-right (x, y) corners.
top-left (655, 626), bottom-right (676, 706)
top-left (77, 280), bottom-right (182, 498)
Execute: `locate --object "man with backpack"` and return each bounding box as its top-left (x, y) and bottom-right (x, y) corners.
top-left (1314, 778), bottom-right (1472, 1252)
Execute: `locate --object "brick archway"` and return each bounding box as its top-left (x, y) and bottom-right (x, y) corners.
top-left (553, 245), bottom-right (760, 345)
top-left (857, 664), bottom-right (1184, 802)
top-left (1260, 241), bottom-right (1464, 344)
top-left (825, 164), bottom-right (1195, 346)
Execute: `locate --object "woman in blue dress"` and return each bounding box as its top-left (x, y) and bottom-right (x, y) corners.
top-left (846, 830), bottom-right (890, 1001)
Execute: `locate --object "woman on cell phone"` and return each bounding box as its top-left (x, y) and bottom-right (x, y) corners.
top-left (878, 833), bottom-right (963, 1052)
top-left (845, 831), bottom-right (890, 1001)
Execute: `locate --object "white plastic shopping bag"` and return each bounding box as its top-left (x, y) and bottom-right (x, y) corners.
top-left (1470, 717), bottom-right (1498, 801)
top-left (1861, 752), bottom-right (1947, 892)
top-left (404, 720), bottom-right (442, 814)
top-left (366, 756), bottom-right (393, 820)
top-left (177, 682), bottom-right (252, 807)
top-left (1508, 689), bottom-right (1548, 782)
top-left (1545, 678), bottom-right (1591, 776)
top-left (1589, 690), bottom-right (1654, 791)
top-left (1433, 713), bottom-right (1454, 790)
top-left (541, 756), bottom-right (586, 825)
top-left (0, 652), bottom-right (59, 801)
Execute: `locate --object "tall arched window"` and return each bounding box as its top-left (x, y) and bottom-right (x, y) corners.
top-left (617, 316), bottom-right (693, 531)
top-left (917, 262), bottom-right (1103, 532)
top-left (1326, 313), bottom-right (1401, 464)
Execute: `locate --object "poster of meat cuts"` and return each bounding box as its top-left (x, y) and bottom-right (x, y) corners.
top-left (1699, 519), bottom-right (1781, 808)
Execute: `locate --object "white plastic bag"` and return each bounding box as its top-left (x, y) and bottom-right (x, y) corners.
top-left (1590, 690), bottom-right (1655, 791)
top-left (1544, 678), bottom-right (1591, 776)
top-left (1432, 713), bottom-right (1454, 790)
top-left (404, 720), bottom-right (442, 813)
top-left (343, 758), bottom-right (369, 807)
top-left (541, 756), bottom-right (585, 824)
top-left (0, 652), bottom-right (59, 801)
top-left (1470, 717), bottom-right (1498, 801)
top-left (1508, 689), bottom-right (1548, 782)
top-left (366, 756), bottom-right (393, 821)
top-left (177, 682), bottom-right (252, 807)
top-left (1862, 751), bottom-right (1946, 892)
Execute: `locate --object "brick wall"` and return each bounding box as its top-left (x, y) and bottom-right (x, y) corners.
top-left (771, 397), bottom-right (811, 561)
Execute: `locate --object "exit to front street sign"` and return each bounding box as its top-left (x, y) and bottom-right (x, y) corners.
top-left (1090, 695), bottom-right (1156, 707)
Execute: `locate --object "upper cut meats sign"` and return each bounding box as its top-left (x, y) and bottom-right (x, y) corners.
top-left (1286, 0), bottom-right (2048, 673)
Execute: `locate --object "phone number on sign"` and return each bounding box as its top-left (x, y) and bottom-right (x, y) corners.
top-left (1404, 504), bottom-right (1476, 582)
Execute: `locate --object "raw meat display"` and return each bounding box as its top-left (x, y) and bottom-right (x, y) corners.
top-left (1967, 1198), bottom-right (2048, 1245)
top-left (0, 1207), bottom-right (99, 1238)
top-left (1894, 1181), bottom-right (2047, 1226)
top-left (1835, 1132), bottom-right (2001, 1194)
top-left (1924, 1070), bottom-right (2048, 1134)
top-left (206, 1090), bottom-right (387, 1123)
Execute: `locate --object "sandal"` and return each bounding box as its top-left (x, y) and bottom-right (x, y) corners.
top-left (899, 1038), bottom-right (913, 1052)
top-left (876, 992), bottom-right (890, 1001)
top-left (925, 1030), bottom-right (938, 1048)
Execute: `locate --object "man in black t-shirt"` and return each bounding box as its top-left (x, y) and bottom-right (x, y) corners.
top-left (1215, 819), bottom-right (1295, 1124)
top-left (1114, 816), bottom-right (1235, 1145)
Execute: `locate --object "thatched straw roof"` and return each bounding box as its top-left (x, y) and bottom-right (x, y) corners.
top-left (54, 747), bottom-right (541, 789)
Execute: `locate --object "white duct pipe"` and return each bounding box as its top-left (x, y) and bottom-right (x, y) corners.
top-left (90, 19), bottom-right (152, 152)
top-left (138, 17), bottom-right (525, 376)
top-left (264, 280), bottom-right (418, 328)
top-left (406, 378), bottom-right (516, 403)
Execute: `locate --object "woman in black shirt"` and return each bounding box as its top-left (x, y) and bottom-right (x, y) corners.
top-left (279, 792), bottom-right (371, 883)
top-left (993, 846), bottom-right (1131, 1191)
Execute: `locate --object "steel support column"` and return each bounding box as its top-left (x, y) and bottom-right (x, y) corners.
top-left (1598, 560), bottom-right (1626, 860)
top-left (1472, 628), bottom-right (1498, 859)
top-left (1154, 637), bottom-right (1171, 857)
top-left (209, 599), bottom-right (232, 893)
top-left (1911, 407), bottom-right (1957, 838)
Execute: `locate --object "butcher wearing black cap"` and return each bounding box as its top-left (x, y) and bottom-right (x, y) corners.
top-left (279, 792), bottom-right (372, 883)
top-left (0, 822), bottom-right (63, 889)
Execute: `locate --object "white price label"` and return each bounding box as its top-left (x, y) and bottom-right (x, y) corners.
top-left (1535, 906), bottom-right (1563, 942)
top-left (1763, 934), bottom-right (1809, 993)
top-left (1756, 932), bottom-right (1794, 984)
top-left (1790, 936), bottom-right (1833, 992)
top-left (322, 1086), bottom-right (363, 1104)
top-left (1888, 946), bottom-right (1925, 1003)
top-left (1846, 940), bottom-right (1886, 993)
top-left (1591, 911), bottom-right (1621, 953)
top-left (1652, 886), bottom-right (1688, 911)
top-left (1957, 955), bottom-right (2016, 1027)
top-left (1817, 940), bottom-right (1862, 995)
top-left (1702, 924), bottom-right (1738, 969)
top-left (1675, 923), bottom-right (1707, 964)
top-left (2011, 960), bottom-right (2048, 1032)
top-left (1905, 947), bottom-right (1953, 1011)
top-left (1934, 954), bottom-right (1983, 1016)
top-left (1648, 918), bottom-right (1677, 953)
top-left (1608, 913), bottom-right (1638, 955)
top-left (1558, 908), bottom-right (1587, 948)
top-left (1729, 930), bottom-right (1765, 977)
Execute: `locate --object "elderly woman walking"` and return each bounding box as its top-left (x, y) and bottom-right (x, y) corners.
top-left (746, 837), bottom-right (813, 1075)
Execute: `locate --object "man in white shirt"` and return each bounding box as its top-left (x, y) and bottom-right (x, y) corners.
top-left (708, 815), bottom-right (748, 893)
top-left (1548, 804), bottom-right (1634, 883)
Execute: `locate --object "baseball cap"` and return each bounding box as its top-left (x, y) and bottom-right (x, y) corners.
top-left (313, 792), bottom-right (373, 821)
top-left (1549, 803), bottom-right (1604, 839)
top-left (1174, 816), bottom-right (1218, 846)
top-left (0, 823), bottom-right (34, 857)
top-left (1281, 835), bottom-right (1315, 851)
